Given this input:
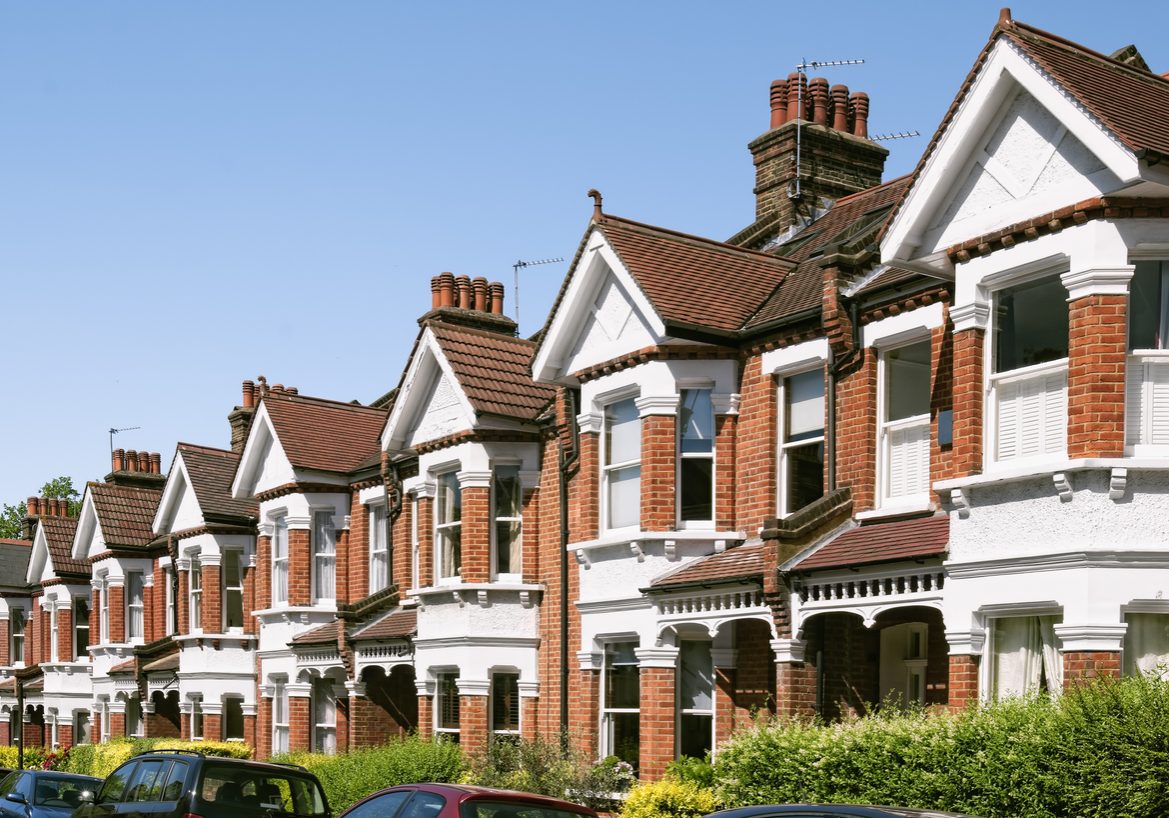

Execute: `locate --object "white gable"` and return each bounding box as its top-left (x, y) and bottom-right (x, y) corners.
top-left (153, 455), bottom-right (205, 536)
top-left (532, 227), bottom-right (667, 384)
top-left (231, 404), bottom-right (295, 499)
top-left (383, 328), bottom-right (476, 452)
top-left (883, 35), bottom-right (1151, 271)
top-left (28, 526), bottom-right (52, 584)
top-left (72, 492), bottom-right (106, 561)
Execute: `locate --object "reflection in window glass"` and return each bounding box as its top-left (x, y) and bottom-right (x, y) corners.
top-left (602, 642), bottom-right (639, 768)
top-left (994, 275), bottom-right (1068, 372)
top-left (678, 389), bottom-right (714, 523)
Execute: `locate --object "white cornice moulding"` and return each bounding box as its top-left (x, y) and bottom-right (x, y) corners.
top-left (635, 646), bottom-right (679, 668)
top-left (636, 395), bottom-right (680, 416)
top-left (455, 678), bottom-right (490, 696)
top-left (1053, 624), bottom-right (1128, 652)
top-left (949, 302), bottom-right (990, 332)
top-left (712, 392), bottom-right (741, 416)
top-left (576, 411), bottom-right (604, 435)
top-left (1060, 265), bottom-right (1135, 300)
top-left (761, 338), bottom-right (829, 376)
top-left (944, 629), bottom-right (986, 655)
top-left (770, 638), bottom-right (806, 663)
top-left (456, 470), bottom-right (492, 490)
top-left (285, 516), bottom-right (311, 529)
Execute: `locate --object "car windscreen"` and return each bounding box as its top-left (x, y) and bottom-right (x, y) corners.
top-left (32, 776), bottom-right (97, 808)
top-left (460, 799), bottom-right (593, 818)
top-left (196, 763), bottom-right (328, 818)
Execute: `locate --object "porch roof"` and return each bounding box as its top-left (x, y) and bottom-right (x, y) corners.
top-left (792, 514), bottom-right (949, 572)
top-left (648, 542), bottom-right (764, 591)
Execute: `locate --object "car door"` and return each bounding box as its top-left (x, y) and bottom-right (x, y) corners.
top-left (85, 761), bottom-right (139, 818)
top-left (342, 790), bottom-right (414, 818)
top-left (0, 772), bottom-right (29, 818)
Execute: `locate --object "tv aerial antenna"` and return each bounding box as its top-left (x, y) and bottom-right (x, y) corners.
top-left (109, 425), bottom-right (141, 455)
top-left (791, 58), bottom-right (864, 203)
top-left (512, 256), bottom-right (564, 330)
top-left (871, 130), bottom-right (921, 142)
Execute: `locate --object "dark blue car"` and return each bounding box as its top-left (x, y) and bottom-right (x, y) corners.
top-left (0, 770), bottom-right (102, 818)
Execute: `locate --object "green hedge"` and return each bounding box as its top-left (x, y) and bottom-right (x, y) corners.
top-left (0, 745), bottom-right (48, 770)
top-left (272, 736), bottom-right (465, 811)
top-left (713, 674), bottom-right (1169, 818)
top-left (59, 738), bottom-right (251, 778)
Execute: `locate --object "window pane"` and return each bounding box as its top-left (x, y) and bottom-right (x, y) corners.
top-left (887, 341), bottom-right (932, 421)
top-left (224, 698), bottom-right (245, 740)
top-left (491, 673), bottom-right (519, 733)
top-left (785, 441), bottom-right (824, 510)
top-left (74, 599), bottom-right (90, 658)
top-left (607, 465), bottom-right (640, 528)
top-left (160, 761), bottom-right (188, 802)
top-left (495, 521), bottom-right (521, 574)
top-left (438, 673), bottom-right (460, 730)
top-left (679, 714), bottom-right (713, 759)
top-left (344, 791), bottom-right (411, 818)
top-left (679, 459), bottom-right (713, 521)
top-left (607, 712), bottom-right (639, 767)
top-left (786, 370), bottom-right (825, 440)
top-left (679, 641), bottom-right (713, 711)
top-left (438, 473), bottom-right (462, 523)
top-left (605, 399), bottom-right (640, 463)
top-left (679, 389), bottom-right (714, 454)
top-left (1124, 612), bottom-right (1169, 677)
top-left (1129, 261), bottom-right (1166, 350)
top-left (995, 275), bottom-right (1069, 372)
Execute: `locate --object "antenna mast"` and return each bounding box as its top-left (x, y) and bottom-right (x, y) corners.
top-left (109, 425), bottom-right (141, 455)
top-left (512, 256), bottom-right (564, 329)
top-left (792, 58), bottom-right (864, 204)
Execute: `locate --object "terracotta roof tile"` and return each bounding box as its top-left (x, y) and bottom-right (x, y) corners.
top-left (746, 178), bottom-right (913, 330)
top-left (291, 620), bottom-right (340, 646)
top-left (35, 516), bottom-right (88, 576)
top-left (793, 515), bottom-right (949, 571)
top-left (599, 216), bottom-right (794, 334)
top-left (264, 394), bottom-right (389, 475)
top-left (142, 653), bottom-right (180, 673)
top-left (177, 443), bottom-right (257, 521)
top-left (109, 658), bottom-right (137, 674)
top-left (650, 543), bottom-right (764, 590)
top-left (429, 323), bottom-right (556, 421)
top-left (89, 483), bottom-right (163, 548)
top-left (0, 539), bottom-right (33, 588)
top-left (351, 607), bottom-right (417, 640)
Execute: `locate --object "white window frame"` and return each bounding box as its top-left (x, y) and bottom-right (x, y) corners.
top-left (434, 671), bottom-right (461, 739)
top-left (99, 575), bottom-right (110, 644)
top-left (1126, 260), bottom-right (1169, 454)
top-left (74, 597), bottom-right (89, 659)
top-left (189, 555), bottom-right (203, 632)
top-left (676, 639), bottom-right (714, 760)
top-left (777, 367), bottom-right (826, 517)
top-left (677, 387), bottom-right (715, 528)
top-left (222, 549), bottom-right (245, 631)
top-left (369, 503), bottom-right (390, 594)
top-left (312, 678), bottom-right (337, 754)
top-left (410, 494), bottom-right (421, 590)
top-left (126, 570), bottom-right (145, 641)
top-left (73, 711), bottom-right (91, 745)
top-left (601, 395), bottom-right (641, 532)
top-left (311, 510), bottom-right (337, 603)
top-left (190, 696), bottom-right (203, 741)
top-left (600, 641), bottom-right (640, 765)
top-left (491, 465), bottom-right (523, 581)
top-left (100, 699), bottom-right (111, 742)
top-left (876, 338), bottom-right (933, 508)
top-left (984, 610), bottom-right (1064, 701)
top-left (272, 678), bottom-right (289, 754)
top-left (164, 567), bottom-right (176, 636)
top-left (126, 695), bottom-right (144, 738)
top-left (435, 472), bottom-right (462, 582)
top-left (50, 605), bottom-right (59, 663)
top-left (490, 671), bottom-right (521, 738)
top-left (10, 606), bottom-right (25, 665)
top-left (223, 695), bottom-right (245, 742)
top-left (272, 514), bottom-right (289, 605)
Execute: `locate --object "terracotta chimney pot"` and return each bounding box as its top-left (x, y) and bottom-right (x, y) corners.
top-left (438, 272), bottom-right (455, 307)
top-left (786, 72), bottom-right (807, 121)
top-left (455, 275), bottom-right (472, 309)
top-left (138, 451), bottom-right (150, 472)
top-left (288, 387), bottom-right (298, 395)
top-left (150, 452), bottom-right (162, 474)
top-left (125, 450), bottom-right (138, 472)
top-left (114, 448), bottom-right (125, 472)
top-left (831, 85), bottom-right (850, 131)
top-left (770, 79), bottom-right (789, 128)
top-left (272, 384), bottom-right (284, 394)
top-left (490, 282), bottom-right (505, 315)
top-left (472, 277), bottom-right (488, 311)
top-left (851, 92), bottom-right (870, 138)
top-left (809, 77), bottom-right (829, 126)
top-left (27, 497), bottom-right (39, 517)
top-left (431, 276), bottom-right (442, 310)
top-left (242, 380), bottom-right (256, 409)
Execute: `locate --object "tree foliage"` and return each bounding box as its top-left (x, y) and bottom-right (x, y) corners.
top-left (0, 475), bottom-right (83, 538)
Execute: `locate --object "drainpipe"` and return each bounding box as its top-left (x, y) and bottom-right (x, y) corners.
top-left (558, 389), bottom-right (581, 739)
top-left (381, 453), bottom-right (404, 586)
top-left (827, 292), bottom-right (862, 492)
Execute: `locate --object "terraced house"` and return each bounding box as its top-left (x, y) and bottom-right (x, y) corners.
top-left (3, 8), bottom-right (1169, 781)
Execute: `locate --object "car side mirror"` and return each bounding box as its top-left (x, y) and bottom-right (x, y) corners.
top-left (5, 792), bottom-right (27, 805)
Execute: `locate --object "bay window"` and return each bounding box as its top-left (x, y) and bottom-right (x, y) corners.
top-left (990, 614), bottom-right (1062, 699)
top-left (272, 679), bottom-right (289, 754)
top-left (991, 274), bottom-right (1068, 463)
top-left (312, 511), bottom-right (336, 602)
top-left (224, 696), bottom-right (245, 741)
top-left (879, 341), bottom-right (932, 504)
top-left (779, 369), bottom-right (825, 516)
top-left (678, 389), bottom-right (714, 525)
top-left (436, 473), bottom-right (462, 580)
top-left (491, 671), bottom-right (520, 738)
top-left (190, 697), bottom-right (203, 740)
top-left (493, 466), bottom-right (522, 578)
top-left (50, 605), bottom-right (58, 662)
top-left (369, 504), bottom-right (390, 594)
top-left (678, 640), bottom-right (713, 759)
top-left (126, 571), bottom-right (144, 640)
top-left (223, 550), bottom-right (244, 630)
top-left (1126, 260), bottom-right (1169, 450)
top-left (189, 556), bottom-right (203, 632)
top-left (603, 398), bottom-right (641, 530)
top-left (601, 641), bottom-right (639, 767)
top-left (164, 567), bottom-right (176, 636)
top-left (10, 607), bottom-right (25, 664)
top-left (272, 515), bottom-right (289, 605)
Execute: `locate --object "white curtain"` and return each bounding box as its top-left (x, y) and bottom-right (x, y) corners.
top-left (313, 512), bottom-right (336, 600)
top-left (1125, 613), bottom-right (1169, 678)
top-left (993, 615), bottom-right (1062, 698)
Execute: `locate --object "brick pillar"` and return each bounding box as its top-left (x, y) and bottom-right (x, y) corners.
top-left (202, 561), bottom-right (222, 633)
top-left (244, 558), bottom-right (257, 636)
top-left (58, 606), bottom-right (74, 662)
top-left (735, 355), bottom-right (777, 531)
top-left (948, 654), bottom-right (980, 711)
top-left (204, 712), bottom-right (222, 742)
top-left (244, 712), bottom-right (258, 753)
top-left (459, 483), bottom-right (491, 583)
top-left (949, 322), bottom-right (985, 476)
top-left (337, 508), bottom-right (353, 604)
top-left (574, 668), bottom-right (600, 761)
top-left (835, 348), bottom-right (878, 511)
top-left (714, 412), bottom-right (738, 530)
top-left (177, 569), bottom-right (189, 635)
top-left (288, 529), bottom-right (312, 606)
top-left (572, 431), bottom-right (600, 542)
top-left (57, 718), bottom-right (73, 750)
top-left (418, 497), bottom-right (435, 589)
top-left (637, 648), bottom-right (678, 782)
top-left (521, 696), bottom-right (539, 742)
top-left (257, 697), bottom-right (273, 759)
top-left (288, 695), bottom-right (310, 751)
top-left (1067, 294), bottom-right (1127, 458)
top-left (335, 695), bottom-right (349, 753)
top-left (109, 710), bottom-right (126, 739)
top-left (1063, 651), bottom-right (1122, 687)
top-left (0, 619), bottom-right (9, 666)
top-left (255, 534), bottom-right (271, 616)
top-left (0, 721), bottom-right (9, 746)
top-left (180, 713), bottom-right (190, 740)
top-left (88, 586), bottom-right (100, 650)
top-left (640, 412), bottom-right (677, 531)
top-left (108, 583), bottom-right (125, 644)
top-left (417, 695), bottom-right (434, 740)
top-left (458, 693), bottom-right (489, 757)
top-left (712, 651), bottom-right (737, 749)
top-left (773, 647), bottom-right (816, 719)
top-left (391, 500), bottom-right (413, 590)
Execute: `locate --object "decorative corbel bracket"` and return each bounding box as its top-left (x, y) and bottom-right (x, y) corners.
top-left (574, 550), bottom-right (591, 569)
top-left (630, 541), bottom-right (645, 563)
top-left (663, 540), bottom-right (677, 560)
top-left (951, 487), bottom-right (971, 519)
top-left (1053, 472), bottom-right (1073, 503)
top-left (1109, 467), bottom-right (1128, 501)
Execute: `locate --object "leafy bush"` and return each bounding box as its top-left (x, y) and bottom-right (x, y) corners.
top-left (0, 745), bottom-right (48, 770)
top-left (273, 736), bottom-right (464, 811)
top-left (58, 738), bottom-right (251, 778)
top-left (621, 778), bottom-right (721, 818)
top-left (713, 675), bottom-right (1169, 818)
top-left (664, 756), bottom-right (714, 789)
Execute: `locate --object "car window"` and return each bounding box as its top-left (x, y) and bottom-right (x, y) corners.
top-left (399, 792), bottom-right (446, 818)
top-left (344, 791), bottom-right (412, 818)
top-left (160, 760), bottom-right (190, 802)
top-left (460, 801), bottom-right (593, 818)
top-left (0, 773), bottom-right (17, 798)
top-left (12, 774), bottom-right (32, 800)
top-left (126, 760), bottom-right (167, 802)
top-left (197, 763), bottom-right (328, 817)
top-left (33, 776), bottom-right (94, 809)
top-left (99, 762), bottom-right (136, 804)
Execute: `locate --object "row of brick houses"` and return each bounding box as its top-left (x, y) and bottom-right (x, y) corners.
top-left (4, 9), bottom-right (1169, 780)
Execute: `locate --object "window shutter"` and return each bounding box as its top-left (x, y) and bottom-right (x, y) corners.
top-left (997, 369), bottom-right (1066, 461)
top-left (887, 420), bottom-right (930, 498)
top-left (1126, 358), bottom-right (1145, 446)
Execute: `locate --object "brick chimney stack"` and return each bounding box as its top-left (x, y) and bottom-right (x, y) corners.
top-left (106, 448), bottom-right (167, 487)
top-left (746, 74), bottom-right (889, 238)
top-left (228, 378), bottom-right (259, 454)
top-left (421, 274), bottom-right (518, 335)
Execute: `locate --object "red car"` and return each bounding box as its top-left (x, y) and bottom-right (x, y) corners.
top-left (339, 784), bottom-right (597, 818)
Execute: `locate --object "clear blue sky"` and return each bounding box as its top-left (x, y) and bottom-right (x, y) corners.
top-left (3, 1), bottom-right (1168, 505)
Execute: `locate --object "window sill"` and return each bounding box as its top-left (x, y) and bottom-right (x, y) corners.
top-left (935, 457), bottom-right (1169, 494)
top-left (856, 498), bottom-right (935, 521)
top-left (408, 582), bottom-right (544, 609)
top-left (173, 632), bottom-right (258, 647)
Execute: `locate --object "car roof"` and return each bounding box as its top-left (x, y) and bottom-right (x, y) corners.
top-left (365, 784), bottom-right (596, 815)
top-left (134, 753), bottom-right (316, 778)
top-left (707, 806), bottom-right (983, 818)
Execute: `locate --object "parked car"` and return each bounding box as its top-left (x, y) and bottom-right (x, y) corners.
top-left (706, 806), bottom-right (985, 818)
top-left (338, 784), bottom-right (597, 818)
top-left (71, 749), bottom-right (330, 818)
top-left (0, 770), bottom-right (102, 818)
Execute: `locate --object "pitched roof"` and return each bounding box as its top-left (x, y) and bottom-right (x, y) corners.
top-left (89, 483), bottom-right (163, 548)
top-left (428, 322), bottom-right (556, 421)
top-left (290, 620), bottom-right (340, 646)
top-left (176, 443), bottom-right (257, 521)
top-left (35, 516), bottom-right (88, 576)
top-left (598, 215), bottom-right (795, 334)
top-left (350, 607), bottom-right (417, 640)
top-left (109, 658), bottom-right (137, 674)
top-left (649, 543), bottom-right (765, 590)
top-left (793, 514), bottom-right (949, 572)
top-left (142, 653), bottom-right (179, 673)
top-left (263, 393), bottom-right (389, 474)
top-left (0, 540), bottom-right (32, 589)
top-left (746, 177), bottom-right (914, 329)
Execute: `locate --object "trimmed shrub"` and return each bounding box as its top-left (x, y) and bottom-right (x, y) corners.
top-left (272, 736), bottom-right (464, 811)
top-left (59, 738), bottom-right (251, 778)
top-left (0, 745), bottom-right (48, 770)
top-left (621, 778), bottom-right (721, 818)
